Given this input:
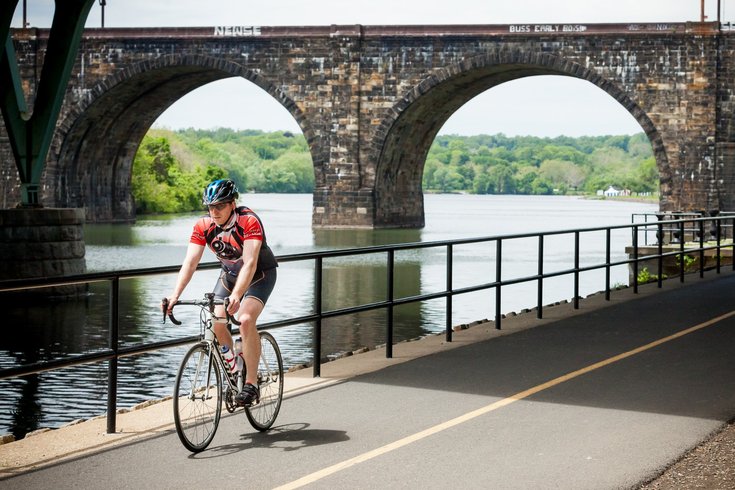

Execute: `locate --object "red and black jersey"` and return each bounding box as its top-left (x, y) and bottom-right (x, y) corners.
top-left (190, 206), bottom-right (278, 276)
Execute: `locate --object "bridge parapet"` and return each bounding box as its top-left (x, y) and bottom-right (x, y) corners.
top-left (17, 22), bottom-right (718, 39)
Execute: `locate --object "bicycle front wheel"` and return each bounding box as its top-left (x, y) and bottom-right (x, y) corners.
top-left (246, 331), bottom-right (284, 431)
top-left (173, 342), bottom-right (222, 452)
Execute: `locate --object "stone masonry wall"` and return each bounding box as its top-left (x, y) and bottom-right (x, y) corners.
top-left (716, 34), bottom-right (735, 212)
top-left (1, 24), bottom-right (734, 227)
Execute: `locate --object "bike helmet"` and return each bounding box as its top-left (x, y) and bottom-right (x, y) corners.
top-left (202, 179), bottom-right (239, 206)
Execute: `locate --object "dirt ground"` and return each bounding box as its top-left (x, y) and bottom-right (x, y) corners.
top-left (638, 420), bottom-right (735, 489)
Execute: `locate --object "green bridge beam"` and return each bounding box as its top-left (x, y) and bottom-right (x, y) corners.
top-left (0, 1), bottom-right (18, 50)
top-left (0, 0), bottom-right (94, 207)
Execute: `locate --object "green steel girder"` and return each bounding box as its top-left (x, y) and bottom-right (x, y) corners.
top-left (0, 1), bottom-right (19, 51)
top-left (0, 0), bottom-right (95, 206)
top-left (0, 1), bottom-right (24, 177)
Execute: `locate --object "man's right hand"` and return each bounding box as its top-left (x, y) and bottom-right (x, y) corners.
top-left (163, 295), bottom-right (179, 314)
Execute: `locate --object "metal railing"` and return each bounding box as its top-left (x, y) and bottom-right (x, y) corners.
top-left (632, 211), bottom-right (735, 245)
top-left (1, 216), bottom-right (733, 434)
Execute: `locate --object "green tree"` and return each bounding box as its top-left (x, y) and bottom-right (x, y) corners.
top-left (132, 134), bottom-right (227, 213)
top-left (486, 163), bottom-right (515, 194)
top-left (635, 157), bottom-right (659, 192)
top-left (432, 166), bottom-right (465, 192)
top-left (539, 159), bottom-right (587, 192)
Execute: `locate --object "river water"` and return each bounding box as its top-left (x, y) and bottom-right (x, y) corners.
top-left (0, 194), bottom-right (656, 438)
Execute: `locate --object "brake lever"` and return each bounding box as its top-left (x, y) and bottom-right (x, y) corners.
top-left (161, 298), bottom-right (168, 324)
top-left (161, 297), bottom-right (182, 325)
top-left (223, 297), bottom-right (242, 326)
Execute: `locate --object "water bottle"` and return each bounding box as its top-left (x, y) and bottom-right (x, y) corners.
top-left (221, 344), bottom-right (237, 373)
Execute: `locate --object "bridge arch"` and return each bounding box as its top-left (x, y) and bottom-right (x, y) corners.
top-left (370, 51), bottom-right (669, 227)
top-left (50, 54), bottom-right (310, 222)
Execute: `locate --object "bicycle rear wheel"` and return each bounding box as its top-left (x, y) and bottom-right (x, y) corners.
top-left (246, 331), bottom-right (284, 431)
top-left (173, 342), bottom-right (222, 452)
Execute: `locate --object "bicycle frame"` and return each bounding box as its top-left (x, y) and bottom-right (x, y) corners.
top-left (204, 317), bottom-right (244, 398)
top-left (164, 293), bottom-right (244, 402)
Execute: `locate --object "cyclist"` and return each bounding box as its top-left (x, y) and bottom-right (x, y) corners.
top-left (164, 179), bottom-right (278, 406)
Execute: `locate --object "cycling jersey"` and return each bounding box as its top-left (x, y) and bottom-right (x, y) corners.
top-left (190, 206), bottom-right (278, 276)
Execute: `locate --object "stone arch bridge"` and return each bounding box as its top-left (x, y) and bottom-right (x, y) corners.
top-left (3, 21), bottom-right (735, 227)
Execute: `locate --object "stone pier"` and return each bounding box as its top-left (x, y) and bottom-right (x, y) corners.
top-left (0, 208), bottom-right (86, 295)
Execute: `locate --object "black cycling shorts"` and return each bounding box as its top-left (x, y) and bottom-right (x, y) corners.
top-left (213, 267), bottom-right (277, 306)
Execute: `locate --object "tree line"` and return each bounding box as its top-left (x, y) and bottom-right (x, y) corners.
top-left (424, 133), bottom-right (656, 195)
top-left (131, 128), bottom-right (657, 214)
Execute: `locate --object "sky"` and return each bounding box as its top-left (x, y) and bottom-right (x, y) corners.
top-left (11, 1), bottom-right (733, 137)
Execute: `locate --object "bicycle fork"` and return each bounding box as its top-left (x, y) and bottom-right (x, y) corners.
top-left (187, 348), bottom-right (215, 402)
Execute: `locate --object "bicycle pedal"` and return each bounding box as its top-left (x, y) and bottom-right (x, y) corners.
top-left (236, 398), bottom-right (257, 408)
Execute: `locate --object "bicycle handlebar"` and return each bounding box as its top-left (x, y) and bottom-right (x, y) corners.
top-left (161, 295), bottom-right (242, 326)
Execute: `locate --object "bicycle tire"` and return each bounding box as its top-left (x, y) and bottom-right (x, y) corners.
top-left (173, 342), bottom-right (222, 452)
top-left (245, 331), bottom-right (284, 431)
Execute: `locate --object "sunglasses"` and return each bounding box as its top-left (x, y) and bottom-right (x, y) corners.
top-left (207, 201), bottom-right (233, 212)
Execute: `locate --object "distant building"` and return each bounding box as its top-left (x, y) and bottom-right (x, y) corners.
top-left (598, 188), bottom-right (654, 198)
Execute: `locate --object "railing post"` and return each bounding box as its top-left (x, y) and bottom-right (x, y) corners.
top-left (573, 231), bottom-right (580, 309)
top-left (445, 244), bottom-right (453, 342)
top-left (386, 250), bottom-right (395, 356)
top-left (716, 219), bottom-right (722, 273)
top-left (106, 277), bottom-right (119, 434)
top-left (537, 235), bottom-right (544, 318)
top-left (604, 229), bottom-right (611, 300)
top-left (495, 239), bottom-right (502, 330)
top-left (633, 225), bottom-right (639, 294)
top-left (657, 222), bottom-right (663, 288)
top-left (313, 257), bottom-right (323, 377)
top-left (679, 220), bottom-right (686, 283)
top-left (699, 219), bottom-right (705, 278)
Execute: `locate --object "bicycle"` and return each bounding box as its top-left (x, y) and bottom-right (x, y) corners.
top-left (162, 293), bottom-right (284, 452)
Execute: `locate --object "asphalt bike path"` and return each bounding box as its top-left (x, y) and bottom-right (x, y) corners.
top-left (2, 274), bottom-right (734, 489)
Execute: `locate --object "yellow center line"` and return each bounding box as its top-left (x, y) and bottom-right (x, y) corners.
top-left (274, 310), bottom-right (735, 490)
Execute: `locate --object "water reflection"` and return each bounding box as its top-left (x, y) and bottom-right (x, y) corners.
top-left (313, 228), bottom-right (422, 249)
top-left (84, 223), bottom-right (137, 246)
top-left (0, 289), bottom-right (109, 439)
top-left (321, 257), bottom-right (424, 357)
